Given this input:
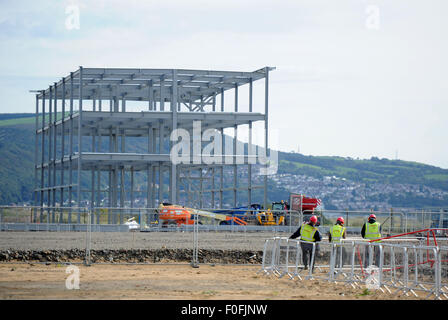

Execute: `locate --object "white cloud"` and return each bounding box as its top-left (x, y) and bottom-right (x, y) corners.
top-left (1, 0), bottom-right (447, 168)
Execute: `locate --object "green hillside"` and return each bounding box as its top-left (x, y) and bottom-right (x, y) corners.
top-left (0, 113), bottom-right (447, 208)
top-left (278, 153), bottom-right (448, 192)
top-left (0, 124), bottom-right (35, 204)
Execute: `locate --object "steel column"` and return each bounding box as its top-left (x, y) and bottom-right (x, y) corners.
top-left (77, 66), bottom-right (83, 223)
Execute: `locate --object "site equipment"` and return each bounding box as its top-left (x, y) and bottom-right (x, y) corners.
top-left (289, 193), bottom-right (322, 224)
top-left (214, 203), bottom-right (287, 226)
top-left (255, 208), bottom-right (285, 226)
top-left (157, 203), bottom-right (247, 227)
top-left (213, 203), bottom-right (262, 225)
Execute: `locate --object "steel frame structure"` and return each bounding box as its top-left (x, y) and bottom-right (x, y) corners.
top-left (33, 66), bottom-right (274, 223)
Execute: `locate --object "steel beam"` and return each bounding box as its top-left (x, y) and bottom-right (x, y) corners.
top-left (33, 66), bottom-right (273, 213)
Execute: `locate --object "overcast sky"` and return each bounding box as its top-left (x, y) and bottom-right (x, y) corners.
top-left (1, 0), bottom-right (447, 168)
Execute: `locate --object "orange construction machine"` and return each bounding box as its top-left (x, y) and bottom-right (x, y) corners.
top-left (157, 203), bottom-right (247, 227)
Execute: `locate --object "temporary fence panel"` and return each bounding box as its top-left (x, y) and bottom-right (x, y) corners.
top-left (329, 241), bottom-right (355, 283)
top-left (408, 245), bottom-right (439, 298)
top-left (259, 238), bottom-right (313, 280)
top-left (259, 238), bottom-right (277, 275)
top-left (310, 241), bottom-right (333, 281)
top-left (277, 238), bottom-right (301, 279)
top-left (437, 246), bottom-right (448, 299)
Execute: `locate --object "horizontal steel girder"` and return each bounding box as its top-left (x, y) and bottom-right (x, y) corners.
top-left (35, 67), bottom-right (275, 101)
top-left (37, 111), bottom-right (265, 135)
top-left (37, 153), bottom-right (262, 171)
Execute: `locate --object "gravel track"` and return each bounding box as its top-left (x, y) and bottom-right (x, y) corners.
top-left (0, 231), bottom-right (287, 251)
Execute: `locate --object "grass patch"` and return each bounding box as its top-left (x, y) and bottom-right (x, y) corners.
top-left (201, 290), bottom-right (217, 295)
top-left (358, 288), bottom-right (371, 296)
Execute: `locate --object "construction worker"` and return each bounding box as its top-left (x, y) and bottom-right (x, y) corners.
top-left (289, 215), bottom-right (321, 271)
top-left (328, 217), bottom-right (347, 268)
top-left (361, 213), bottom-right (382, 267)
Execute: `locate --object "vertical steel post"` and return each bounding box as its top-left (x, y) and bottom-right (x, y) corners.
top-left (160, 75), bottom-right (165, 111)
top-left (233, 84), bottom-right (238, 207)
top-left (120, 126), bottom-right (125, 223)
top-left (212, 91), bottom-right (217, 207)
top-left (96, 165), bottom-right (101, 225)
top-left (52, 83), bottom-right (57, 222)
top-left (152, 127), bottom-right (157, 207)
top-left (148, 80), bottom-right (153, 111)
top-left (171, 70), bottom-right (178, 203)
top-left (34, 94), bottom-right (39, 213)
top-left (98, 85), bottom-right (102, 112)
top-left (378, 244), bottom-right (384, 289)
top-left (68, 72), bottom-right (74, 224)
top-left (248, 78), bottom-right (253, 206)
top-left (199, 168), bottom-right (203, 208)
top-left (120, 165), bottom-right (125, 222)
top-left (108, 166), bottom-right (112, 224)
top-left (77, 66), bottom-right (83, 223)
top-left (211, 168), bottom-right (215, 208)
top-left (61, 78), bottom-right (66, 218)
top-left (96, 126), bottom-right (101, 224)
top-left (91, 166), bottom-right (95, 223)
top-left (220, 88), bottom-right (224, 208)
top-left (85, 208), bottom-right (91, 266)
top-left (147, 126), bottom-right (153, 209)
top-left (130, 166), bottom-right (134, 208)
top-left (90, 104), bottom-right (96, 219)
top-left (152, 165), bottom-right (157, 208)
top-left (264, 67), bottom-right (269, 209)
top-left (40, 91), bottom-right (46, 222)
top-left (159, 119), bottom-right (164, 204)
top-left (122, 96), bottom-right (126, 112)
top-left (191, 212), bottom-right (199, 268)
top-left (48, 85), bottom-right (52, 220)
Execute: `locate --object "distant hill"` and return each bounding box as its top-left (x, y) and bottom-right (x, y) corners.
top-left (278, 152), bottom-right (448, 192)
top-left (0, 113), bottom-right (447, 209)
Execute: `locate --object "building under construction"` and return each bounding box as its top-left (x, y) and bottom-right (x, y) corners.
top-left (33, 67), bottom-right (274, 223)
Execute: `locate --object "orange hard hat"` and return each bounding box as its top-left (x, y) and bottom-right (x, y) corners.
top-left (337, 217), bottom-right (345, 224)
top-left (309, 215), bottom-right (318, 224)
top-left (369, 214), bottom-right (377, 220)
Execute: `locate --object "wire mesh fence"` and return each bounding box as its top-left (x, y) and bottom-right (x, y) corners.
top-left (259, 235), bottom-right (448, 300)
top-left (0, 206), bottom-right (91, 264)
top-left (1, 205), bottom-right (447, 271)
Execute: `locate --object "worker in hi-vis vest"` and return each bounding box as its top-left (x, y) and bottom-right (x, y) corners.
top-left (289, 215), bottom-right (321, 271)
top-left (328, 217), bottom-right (347, 268)
top-left (361, 214), bottom-right (382, 267)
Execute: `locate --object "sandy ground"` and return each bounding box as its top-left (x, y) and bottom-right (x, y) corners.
top-left (0, 263), bottom-right (424, 300)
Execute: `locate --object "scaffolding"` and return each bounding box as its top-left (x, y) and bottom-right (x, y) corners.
top-left (33, 67), bottom-right (274, 223)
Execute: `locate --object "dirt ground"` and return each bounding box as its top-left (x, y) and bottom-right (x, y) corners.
top-left (0, 263), bottom-right (424, 300)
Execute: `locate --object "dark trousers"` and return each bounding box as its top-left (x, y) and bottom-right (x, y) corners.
top-left (333, 245), bottom-right (347, 269)
top-left (364, 245), bottom-right (380, 268)
top-left (300, 242), bottom-right (315, 270)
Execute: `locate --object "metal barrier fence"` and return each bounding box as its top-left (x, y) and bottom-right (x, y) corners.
top-left (0, 206), bottom-right (301, 232)
top-left (0, 206), bottom-right (301, 267)
top-left (314, 209), bottom-right (448, 236)
top-left (259, 234), bottom-right (448, 300)
top-left (258, 237), bottom-right (316, 280)
top-left (2, 206), bottom-right (446, 233)
top-left (1, 205), bottom-right (447, 273)
top-left (0, 206), bottom-right (91, 264)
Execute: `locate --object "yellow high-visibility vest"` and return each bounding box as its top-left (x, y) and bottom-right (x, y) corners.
top-left (300, 224), bottom-right (317, 242)
top-left (330, 224), bottom-right (345, 243)
top-left (365, 222), bottom-right (381, 241)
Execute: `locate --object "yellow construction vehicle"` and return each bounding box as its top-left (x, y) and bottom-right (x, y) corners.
top-left (256, 209), bottom-right (285, 226)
